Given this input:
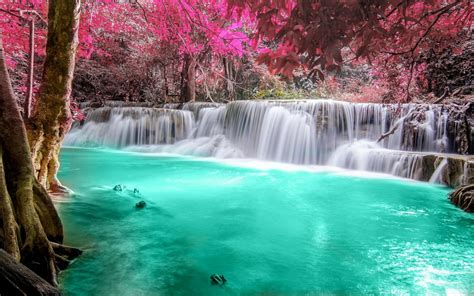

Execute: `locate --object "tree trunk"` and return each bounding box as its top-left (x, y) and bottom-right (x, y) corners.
top-left (180, 54), bottom-right (196, 103)
top-left (0, 35), bottom-right (61, 285)
top-left (223, 57), bottom-right (236, 101)
top-left (27, 0), bottom-right (81, 192)
top-left (24, 18), bottom-right (35, 120)
top-left (162, 64), bottom-right (170, 101)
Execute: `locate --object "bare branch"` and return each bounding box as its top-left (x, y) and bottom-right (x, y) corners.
top-left (382, 1), bottom-right (462, 56)
top-left (377, 122), bottom-right (400, 143)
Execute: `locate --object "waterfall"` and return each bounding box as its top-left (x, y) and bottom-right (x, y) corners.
top-left (65, 100), bottom-right (472, 184)
top-left (327, 140), bottom-right (426, 179)
top-left (64, 107), bottom-right (195, 148)
top-left (429, 159), bottom-right (448, 183)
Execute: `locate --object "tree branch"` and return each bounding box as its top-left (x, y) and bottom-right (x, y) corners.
top-left (377, 122), bottom-right (400, 143)
top-left (382, 1), bottom-right (462, 56)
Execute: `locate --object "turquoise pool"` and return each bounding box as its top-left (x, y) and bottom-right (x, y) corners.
top-left (57, 148), bottom-right (474, 295)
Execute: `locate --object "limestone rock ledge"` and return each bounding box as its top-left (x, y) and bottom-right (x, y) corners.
top-left (384, 151), bottom-right (473, 188)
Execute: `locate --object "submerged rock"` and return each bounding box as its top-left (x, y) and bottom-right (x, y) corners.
top-left (449, 184), bottom-right (474, 213)
top-left (113, 185), bottom-right (142, 196)
top-left (210, 274), bottom-right (227, 285)
top-left (135, 201), bottom-right (146, 209)
top-left (113, 184), bottom-right (124, 191)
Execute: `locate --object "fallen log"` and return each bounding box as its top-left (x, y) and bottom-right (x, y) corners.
top-left (0, 249), bottom-right (60, 295)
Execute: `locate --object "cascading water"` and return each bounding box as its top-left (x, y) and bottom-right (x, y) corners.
top-left (429, 158), bottom-right (449, 183)
top-left (64, 100), bottom-right (473, 185)
top-left (65, 107), bottom-right (194, 148)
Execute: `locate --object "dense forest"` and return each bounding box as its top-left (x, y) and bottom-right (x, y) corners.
top-left (0, 0), bottom-right (473, 294)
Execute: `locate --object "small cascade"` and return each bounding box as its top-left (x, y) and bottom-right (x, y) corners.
top-left (65, 100), bottom-right (473, 185)
top-left (64, 107), bottom-right (195, 148)
top-left (328, 140), bottom-right (426, 180)
top-left (183, 102), bottom-right (224, 119)
top-left (429, 158), bottom-right (449, 183)
top-left (193, 105), bottom-right (227, 138)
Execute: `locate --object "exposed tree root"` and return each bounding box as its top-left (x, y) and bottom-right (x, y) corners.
top-left (0, 147), bottom-right (21, 261)
top-left (32, 179), bottom-right (63, 243)
top-left (1, 35), bottom-right (80, 286)
top-left (0, 249), bottom-right (60, 295)
top-left (50, 242), bottom-right (82, 260)
top-left (51, 242), bottom-right (82, 271)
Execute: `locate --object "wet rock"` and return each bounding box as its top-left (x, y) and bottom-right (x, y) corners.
top-left (135, 201), bottom-right (146, 209)
top-left (210, 274), bottom-right (226, 285)
top-left (465, 102), bottom-right (474, 155)
top-left (439, 157), bottom-right (466, 187)
top-left (387, 152), bottom-right (472, 188)
top-left (418, 154), bottom-right (438, 181)
top-left (133, 188), bottom-right (140, 194)
top-left (113, 184), bottom-right (124, 191)
top-left (401, 105), bottom-right (427, 152)
top-left (463, 161), bottom-right (474, 185)
top-left (446, 102), bottom-right (472, 155)
top-left (449, 185), bottom-right (474, 213)
top-left (399, 102), bottom-right (473, 155)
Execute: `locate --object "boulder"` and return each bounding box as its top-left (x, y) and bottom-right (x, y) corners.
top-left (210, 274), bottom-right (227, 285)
top-left (135, 201), bottom-right (146, 209)
top-left (449, 184), bottom-right (474, 213)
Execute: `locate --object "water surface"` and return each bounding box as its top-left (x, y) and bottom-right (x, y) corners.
top-left (58, 148), bottom-right (474, 295)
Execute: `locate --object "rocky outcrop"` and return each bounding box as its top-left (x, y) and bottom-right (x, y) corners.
top-left (444, 157), bottom-right (474, 186)
top-left (400, 101), bottom-right (473, 154)
top-left (449, 184), bottom-right (474, 213)
top-left (412, 153), bottom-right (473, 188)
top-left (446, 102), bottom-right (473, 154)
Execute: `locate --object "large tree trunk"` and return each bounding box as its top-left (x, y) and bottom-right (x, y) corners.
top-left (28, 0), bottom-right (81, 192)
top-left (0, 36), bottom-right (60, 285)
top-left (24, 18), bottom-right (35, 120)
top-left (180, 54), bottom-right (196, 103)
